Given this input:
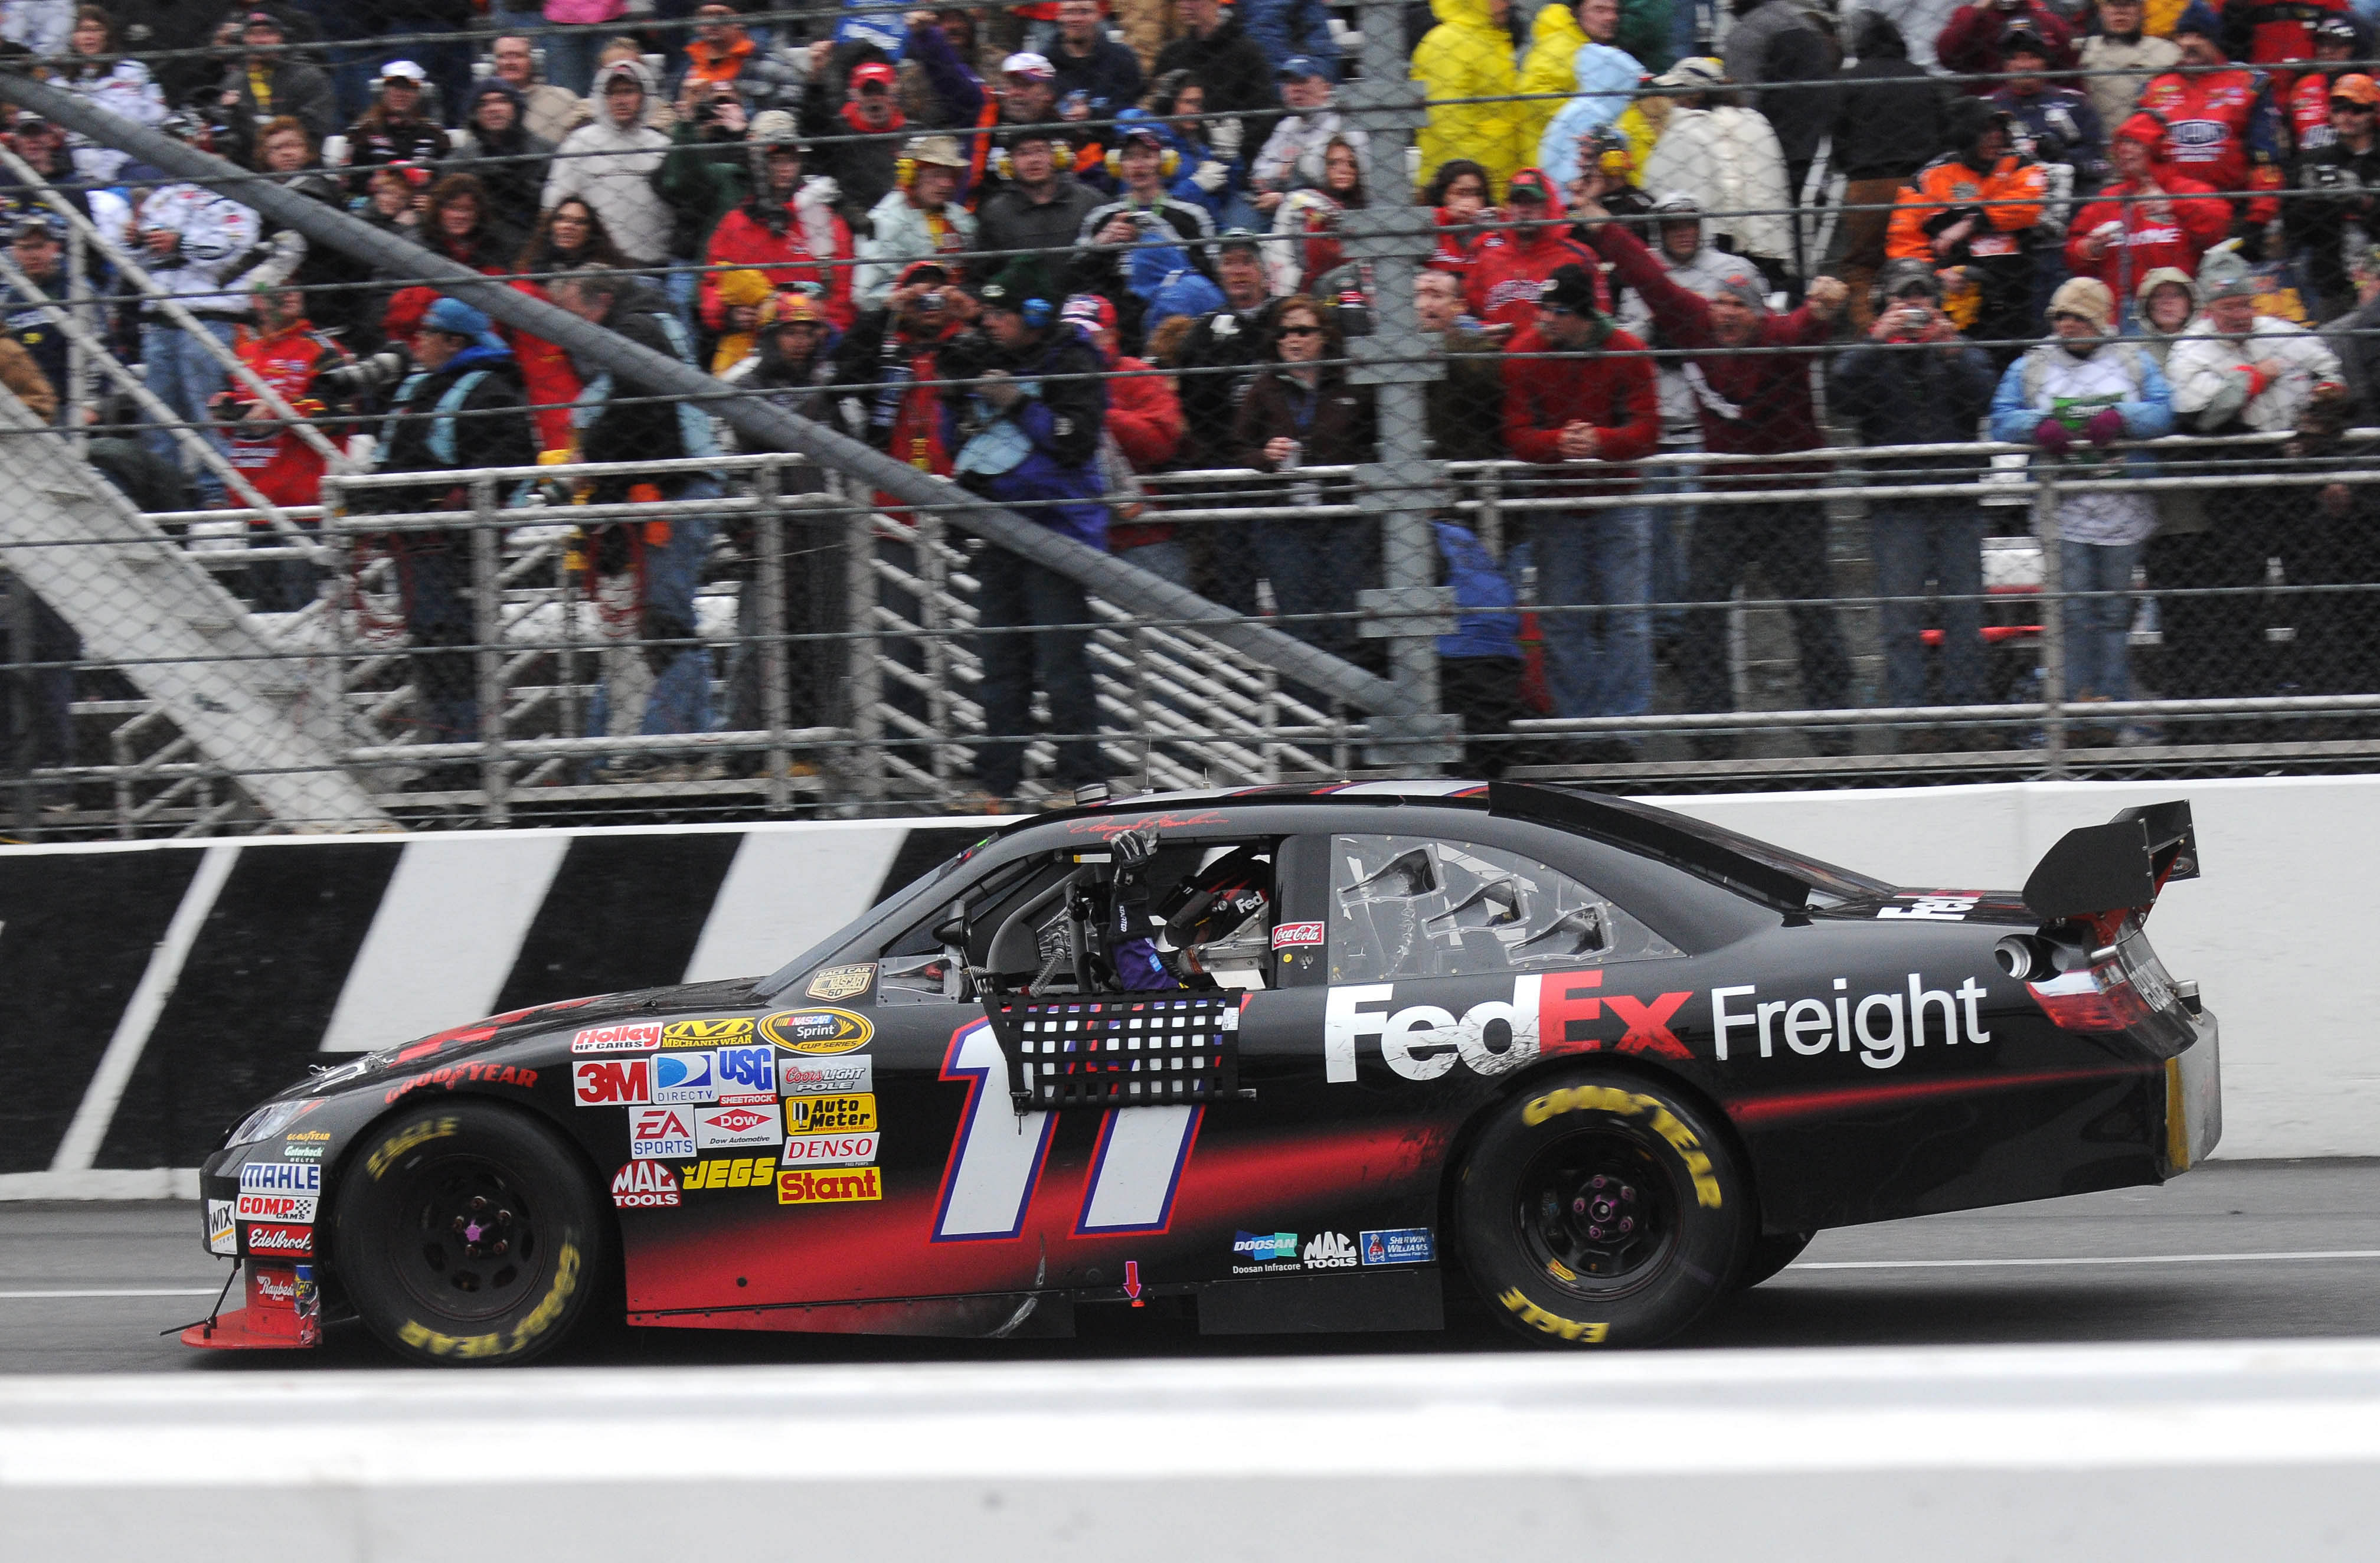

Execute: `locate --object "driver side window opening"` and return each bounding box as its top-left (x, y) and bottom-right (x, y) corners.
top-left (1326, 834), bottom-right (1682, 986)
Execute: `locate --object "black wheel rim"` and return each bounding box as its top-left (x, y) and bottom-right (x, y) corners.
top-left (382, 1152), bottom-right (546, 1325)
top-left (1513, 1125), bottom-right (1680, 1301)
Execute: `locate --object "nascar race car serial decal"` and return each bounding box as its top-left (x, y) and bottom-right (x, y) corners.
top-left (761, 1008), bottom-right (874, 1055)
top-left (805, 964), bottom-right (877, 1003)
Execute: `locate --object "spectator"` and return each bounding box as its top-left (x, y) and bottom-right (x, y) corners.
top-left (2322, 247), bottom-right (2380, 416)
top-left (1258, 136), bottom-right (1359, 293)
top-left (1574, 179), bottom-right (1856, 756)
top-left (1515, 1), bottom-right (1588, 164)
top-left (212, 281), bottom-right (348, 610)
top-left (1434, 517), bottom-right (1532, 773)
top-left (550, 264), bottom-right (728, 751)
top-left (1467, 167), bottom-right (1598, 336)
top-left (1154, 0), bottom-right (1284, 162)
top-left (1048, 0), bottom-right (1145, 124)
top-left (2286, 13), bottom-right (2365, 158)
top-left (358, 161), bottom-right (428, 245)
top-left (2224, 0), bottom-right (2357, 76)
top-left (0, 0), bottom-right (72, 57)
top-left (1143, 71), bottom-right (1250, 230)
top-left (2068, 113), bottom-right (2227, 301)
top-left (1169, 228), bottom-right (1281, 567)
top-left (1833, 14), bottom-right (1944, 332)
top-left (856, 135), bottom-right (976, 309)
top-left (978, 124), bottom-right (1103, 266)
top-left (818, 60), bottom-right (905, 224)
top-left (1831, 260), bottom-right (2000, 740)
top-left (1990, 22), bottom-right (2106, 194)
top-left (1640, 58), bottom-right (1797, 287)
top-left (1076, 121), bottom-right (1220, 348)
top-left (1937, 0), bottom-right (2078, 92)
top-left (358, 297), bottom-right (535, 782)
top-left (2136, 4), bottom-right (2285, 247)
top-left (0, 112), bottom-right (94, 233)
top-left (1416, 266), bottom-right (1506, 460)
top-left (1425, 158), bottom-right (1496, 290)
top-left (1719, 0), bottom-right (1838, 209)
top-left (831, 258), bottom-right (970, 483)
top-left (2077, 0), bottom-right (2179, 140)
top-left (1228, 291), bottom-right (1378, 666)
top-left (906, 24), bottom-right (1074, 205)
top-left (1989, 277), bottom-right (2175, 729)
top-left (489, 32), bottom-right (586, 146)
top-left (2133, 263), bottom-right (2209, 545)
top-left (420, 173), bottom-right (512, 274)
top-left (2, 215), bottom-right (76, 410)
top-left (217, 8), bottom-right (338, 167)
top-left (937, 258), bottom-right (1111, 806)
top-left (1250, 54), bottom-right (1365, 211)
top-left (706, 269), bottom-right (774, 371)
top-left (703, 111), bottom-right (857, 332)
top-left (450, 80), bottom-right (554, 259)
top-left (135, 115), bottom-right (263, 509)
top-left (2288, 74), bottom-right (2380, 321)
top-left (655, 82), bottom-right (756, 313)
top-left (1887, 98), bottom-right (2046, 361)
top-left (1499, 261), bottom-right (1662, 753)
top-left (517, 194), bottom-right (629, 278)
top-left (1239, 0), bottom-right (1340, 80)
top-left (541, 58), bottom-right (675, 267)
top-left (2161, 244), bottom-right (2345, 719)
top-left (1414, 0), bottom-right (1525, 193)
top-left (675, 1), bottom-right (802, 112)
top-left (1064, 292), bottom-right (1188, 583)
top-left (594, 36), bottom-right (679, 132)
top-left (538, 1), bottom-right (623, 98)
top-left (340, 61), bottom-right (450, 192)
top-left (55, 4), bottom-right (165, 185)
top-left (1536, 0), bottom-right (1647, 184)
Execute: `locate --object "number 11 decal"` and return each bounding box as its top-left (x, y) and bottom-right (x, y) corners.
top-left (931, 1021), bottom-right (1202, 1241)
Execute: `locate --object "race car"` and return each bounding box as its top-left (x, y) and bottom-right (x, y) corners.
top-left (187, 780), bottom-right (2219, 1363)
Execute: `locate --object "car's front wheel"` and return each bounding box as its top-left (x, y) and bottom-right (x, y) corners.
top-left (334, 1101), bottom-right (606, 1366)
top-left (1457, 1071), bottom-right (1750, 1348)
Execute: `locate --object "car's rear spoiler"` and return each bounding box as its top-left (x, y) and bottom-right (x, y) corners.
top-left (2022, 800), bottom-right (2199, 923)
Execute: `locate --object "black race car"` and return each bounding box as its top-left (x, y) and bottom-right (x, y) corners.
top-left (187, 780), bottom-right (2219, 1362)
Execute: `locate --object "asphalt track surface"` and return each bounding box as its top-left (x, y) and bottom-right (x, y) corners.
top-left (6, 1158), bottom-right (2376, 1373)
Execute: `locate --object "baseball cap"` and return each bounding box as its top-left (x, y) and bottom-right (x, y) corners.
top-left (1061, 293), bottom-right (1116, 331)
top-left (421, 296), bottom-right (505, 349)
top-left (750, 109), bottom-right (802, 148)
top-left (1999, 20), bottom-right (2049, 51)
top-left (895, 259), bottom-right (951, 289)
top-left (2318, 13), bottom-right (2361, 40)
top-left (1217, 226), bottom-right (1263, 254)
top-left (766, 290), bottom-right (824, 326)
top-left (243, 9), bottom-right (285, 32)
top-left (1118, 119), bottom-right (1166, 149)
top-left (1275, 54), bottom-right (1329, 80)
top-left (850, 60), bottom-right (897, 90)
top-left (1652, 56), bottom-right (1725, 91)
top-left (2334, 73), bottom-right (2379, 106)
top-left (379, 59), bottom-right (427, 84)
top-left (11, 212), bottom-right (59, 241)
top-left (1002, 51), bottom-right (1055, 80)
top-left (1505, 167), bottom-right (1554, 203)
top-left (12, 112), bottom-right (53, 135)
top-left (1537, 264), bottom-right (1600, 315)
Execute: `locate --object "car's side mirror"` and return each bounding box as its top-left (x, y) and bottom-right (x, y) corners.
top-left (933, 912), bottom-right (968, 950)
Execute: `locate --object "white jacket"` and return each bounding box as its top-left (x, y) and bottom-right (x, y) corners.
top-left (2166, 316), bottom-right (2344, 434)
top-left (855, 189), bottom-right (978, 308)
top-left (541, 116), bottom-right (674, 264)
top-left (0, 0), bottom-right (72, 55)
top-left (1642, 106), bottom-right (1794, 271)
top-left (1251, 109), bottom-right (1366, 194)
top-left (134, 184), bottom-right (263, 318)
top-left (64, 59), bottom-right (166, 184)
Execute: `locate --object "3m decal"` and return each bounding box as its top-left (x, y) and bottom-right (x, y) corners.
top-left (1360, 1228), bottom-right (1434, 1266)
top-left (610, 1160), bottom-right (680, 1208)
top-left (206, 1199), bottom-right (237, 1256)
top-left (694, 1100), bottom-right (782, 1150)
top-left (573, 1058), bottom-right (652, 1106)
top-left (247, 1224), bottom-right (313, 1256)
top-left (1876, 893), bottom-right (1980, 922)
top-left (678, 1155), bottom-right (777, 1190)
top-left (1708, 973), bottom-right (1992, 1070)
top-left (652, 1049), bottom-right (718, 1104)
top-left (570, 1022), bottom-right (662, 1055)
top-left (662, 1016), bottom-right (754, 1047)
top-left (398, 1242), bottom-right (580, 1359)
top-left (782, 1131), bottom-right (880, 1166)
top-left (714, 1044), bottom-right (775, 1096)
top-left (1521, 1085), bottom-right (1724, 1208)
top-left (761, 1008), bottom-right (874, 1055)
top-left (778, 1055), bottom-right (875, 1096)
top-left (1270, 921), bottom-right (1325, 950)
top-left (1231, 1230), bottom-right (1299, 1274)
top-left (1303, 1231), bottom-right (1358, 1269)
top-left (365, 1116), bottom-right (459, 1181)
top-left (238, 1161), bottom-right (322, 1195)
top-left (235, 1192), bottom-right (319, 1223)
top-left (382, 1061), bottom-right (540, 1104)
top-left (777, 1167), bottom-right (882, 1205)
top-left (629, 1106), bottom-right (698, 1160)
top-left (1498, 1287), bottom-right (1608, 1343)
top-left (805, 963), bottom-right (877, 1003)
top-left (1323, 972), bottom-right (1698, 1083)
top-left (783, 1093), bottom-right (876, 1134)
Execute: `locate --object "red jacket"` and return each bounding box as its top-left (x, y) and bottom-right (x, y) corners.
top-left (2136, 68), bottom-right (2284, 221)
top-left (1499, 321), bottom-right (1658, 496)
top-left (1466, 221), bottom-right (1603, 335)
top-left (2063, 174), bottom-right (2231, 295)
top-left (1585, 222), bottom-right (1833, 488)
top-left (1104, 351), bottom-right (1185, 548)
top-left (1936, 1), bottom-right (2077, 91)
top-left (2227, 0), bottom-right (2352, 72)
top-left (227, 317), bottom-right (345, 513)
top-left (2288, 67), bottom-right (2350, 154)
top-left (702, 201), bottom-right (856, 330)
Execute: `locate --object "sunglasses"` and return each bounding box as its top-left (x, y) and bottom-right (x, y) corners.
top-left (2335, 100), bottom-right (2375, 112)
top-left (1890, 285), bottom-right (1936, 300)
top-left (1536, 302), bottom-right (1579, 316)
top-left (1277, 324), bottom-right (1322, 337)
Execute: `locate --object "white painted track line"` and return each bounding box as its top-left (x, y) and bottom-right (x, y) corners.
top-left (0, 1287), bottom-right (220, 1300)
top-left (1794, 1248), bottom-right (2380, 1271)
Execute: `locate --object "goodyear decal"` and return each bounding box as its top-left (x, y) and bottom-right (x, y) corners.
top-left (1498, 1286), bottom-right (1609, 1343)
top-left (366, 1115), bottom-right (459, 1181)
top-left (662, 1016), bottom-right (754, 1047)
top-left (761, 1008), bottom-right (873, 1055)
top-left (1521, 1086), bottom-right (1723, 1209)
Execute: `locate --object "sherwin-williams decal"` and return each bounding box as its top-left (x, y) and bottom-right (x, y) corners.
top-left (761, 1008), bottom-right (874, 1055)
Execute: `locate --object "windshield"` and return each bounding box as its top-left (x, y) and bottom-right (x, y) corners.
top-left (753, 839), bottom-right (983, 998)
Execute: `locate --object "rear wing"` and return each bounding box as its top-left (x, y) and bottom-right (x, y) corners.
top-left (2022, 800), bottom-right (2199, 923)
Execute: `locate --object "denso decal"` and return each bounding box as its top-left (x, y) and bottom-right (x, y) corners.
top-left (679, 1155), bottom-right (778, 1190)
top-left (629, 1106), bottom-right (698, 1160)
top-left (804, 963), bottom-right (877, 1003)
top-left (1303, 1231), bottom-right (1357, 1269)
top-left (235, 1192), bottom-right (319, 1222)
top-left (610, 1159), bottom-right (680, 1208)
top-left (1709, 973), bottom-right (1992, 1070)
top-left (652, 1049), bottom-right (718, 1104)
top-left (778, 1056), bottom-right (875, 1096)
top-left (247, 1223), bottom-right (313, 1256)
top-left (714, 1045), bottom-right (775, 1096)
top-left (1270, 921), bottom-right (1325, 950)
top-left (780, 1130), bottom-right (879, 1167)
top-left (783, 1093), bottom-right (876, 1134)
top-left (238, 1161), bottom-right (322, 1195)
top-left (1323, 972), bottom-right (1696, 1083)
top-left (571, 1022), bottom-right (662, 1054)
top-left (1361, 1228), bottom-right (1434, 1266)
top-left (694, 1100), bottom-right (781, 1150)
top-left (1876, 893), bottom-right (1980, 922)
top-left (206, 1199), bottom-right (237, 1256)
top-left (573, 1058), bottom-right (652, 1106)
top-left (777, 1166), bottom-right (882, 1205)
top-left (662, 1016), bottom-right (754, 1047)
top-left (761, 1008), bottom-right (873, 1055)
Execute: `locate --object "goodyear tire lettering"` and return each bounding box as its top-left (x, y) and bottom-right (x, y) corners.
top-left (367, 1114), bottom-right (460, 1181)
top-left (1521, 1088), bottom-right (1723, 1208)
top-left (391, 1242), bottom-right (580, 1359)
top-left (1498, 1286), bottom-right (1609, 1344)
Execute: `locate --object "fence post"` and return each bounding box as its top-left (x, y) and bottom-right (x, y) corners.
top-left (844, 482), bottom-right (885, 805)
top-left (8, 564), bottom-right (32, 838)
top-left (470, 478), bottom-right (509, 825)
top-left (2036, 465), bottom-right (2067, 776)
top-left (756, 460), bottom-right (792, 813)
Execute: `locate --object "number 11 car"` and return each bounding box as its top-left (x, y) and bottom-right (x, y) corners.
top-left (189, 781), bottom-right (2218, 1363)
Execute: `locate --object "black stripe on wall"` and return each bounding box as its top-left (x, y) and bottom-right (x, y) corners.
top-left (0, 848), bottom-right (204, 1173)
top-left (872, 826), bottom-right (992, 906)
top-left (97, 841), bottom-right (404, 1169)
top-left (490, 832), bottom-right (743, 1015)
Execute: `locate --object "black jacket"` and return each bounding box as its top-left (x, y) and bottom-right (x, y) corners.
top-left (1049, 36), bottom-right (1146, 120)
top-left (1829, 334), bottom-right (1998, 472)
top-left (1153, 14), bottom-right (1283, 153)
top-left (2289, 139), bottom-right (2380, 311)
top-left (218, 58), bottom-right (340, 165)
top-left (365, 347), bottom-right (536, 515)
top-left (579, 297), bottom-right (699, 499)
top-left (977, 174), bottom-right (1104, 265)
top-left (1171, 301), bottom-right (1281, 466)
top-left (1833, 15), bottom-right (1944, 181)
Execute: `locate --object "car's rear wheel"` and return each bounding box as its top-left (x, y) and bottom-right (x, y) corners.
top-left (334, 1101), bottom-right (605, 1366)
top-left (1738, 1230), bottom-right (1814, 1290)
top-left (1457, 1071), bottom-right (1750, 1348)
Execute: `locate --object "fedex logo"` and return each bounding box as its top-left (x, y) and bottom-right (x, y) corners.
top-left (571, 1022), bottom-right (662, 1054)
top-left (652, 1050), bottom-right (717, 1104)
top-left (715, 1045), bottom-right (774, 1095)
top-left (629, 1107), bottom-right (697, 1160)
top-left (573, 1058), bottom-right (652, 1106)
top-left (1323, 972), bottom-right (1694, 1083)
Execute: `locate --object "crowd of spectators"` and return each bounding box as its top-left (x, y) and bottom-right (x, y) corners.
top-left (3, 0), bottom-right (2380, 802)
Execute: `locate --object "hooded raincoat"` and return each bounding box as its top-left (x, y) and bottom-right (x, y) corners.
top-left (1414, 0), bottom-right (1527, 192)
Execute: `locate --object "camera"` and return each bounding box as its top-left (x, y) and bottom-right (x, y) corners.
top-left (921, 289), bottom-right (946, 310)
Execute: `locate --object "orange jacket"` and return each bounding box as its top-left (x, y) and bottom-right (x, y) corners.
top-left (1885, 156), bottom-right (2046, 264)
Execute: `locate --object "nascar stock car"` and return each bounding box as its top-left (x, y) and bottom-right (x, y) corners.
top-left (189, 780), bottom-right (2219, 1363)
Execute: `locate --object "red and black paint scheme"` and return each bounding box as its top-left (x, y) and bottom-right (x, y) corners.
top-left (188, 781), bottom-right (2219, 1359)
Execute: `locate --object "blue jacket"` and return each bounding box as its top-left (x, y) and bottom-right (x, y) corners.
top-left (1238, 0), bottom-right (1341, 78)
top-left (1436, 521), bottom-right (1521, 660)
top-left (1987, 339), bottom-right (2175, 481)
top-left (937, 323), bottom-right (1112, 547)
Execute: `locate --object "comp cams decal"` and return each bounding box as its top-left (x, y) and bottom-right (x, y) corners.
top-left (1710, 973), bottom-right (1992, 1069)
top-left (1323, 970), bottom-right (1696, 1082)
top-left (761, 1008), bottom-right (874, 1055)
top-left (236, 1192), bottom-right (318, 1223)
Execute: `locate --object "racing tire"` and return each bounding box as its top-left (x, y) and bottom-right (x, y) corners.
top-left (1737, 1230), bottom-right (1814, 1290)
top-left (333, 1101), bottom-right (606, 1367)
top-left (1457, 1071), bottom-right (1751, 1348)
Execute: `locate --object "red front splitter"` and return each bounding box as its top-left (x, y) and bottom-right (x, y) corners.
top-left (182, 1261), bottom-right (321, 1351)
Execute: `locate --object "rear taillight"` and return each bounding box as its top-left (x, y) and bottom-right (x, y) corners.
top-left (2024, 918), bottom-right (2193, 1050)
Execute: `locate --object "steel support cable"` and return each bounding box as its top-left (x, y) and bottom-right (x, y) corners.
top-left (0, 70), bottom-right (1420, 727)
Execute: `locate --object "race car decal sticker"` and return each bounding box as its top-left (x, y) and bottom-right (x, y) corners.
top-left (1323, 972), bottom-right (1697, 1083)
top-left (1709, 973), bottom-right (1992, 1068)
top-left (805, 963), bottom-right (877, 1003)
top-left (240, 1161), bottom-right (321, 1196)
top-left (653, 1050), bottom-right (719, 1104)
top-left (630, 1106), bottom-right (698, 1160)
top-left (574, 1058), bottom-right (652, 1106)
top-left (206, 1199), bottom-right (237, 1256)
top-left (778, 1167), bottom-right (882, 1205)
top-left (1303, 1231), bottom-right (1358, 1269)
top-left (782, 1131), bottom-right (880, 1167)
top-left (761, 1008), bottom-right (873, 1055)
top-left (247, 1223), bottom-right (313, 1257)
top-left (932, 1021), bottom-right (1056, 1241)
top-left (662, 1017), bottom-right (754, 1047)
top-left (571, 1022), bottom-right (663, 1054)
top-left (381, 1062), bottom-right (540, 1104)
top-left (779, 1056), bottom-right (874, 1096)
top-left (677, 1155), bottom-right (777, 1191)
top-left (235, 1192), bottom-right (318, 1223)
top-left (1876, 894), bottom-right (1981, 921)
top-left (692, 1101), bottom-right (781, 1150)
top-left (1232, 1231), bottom-right (1298, 1273)
top-left (715, 1045), bottom-right (775, 1097)
top-left (783, 1093), bottom-right (875, 1133)
top-left (1270, 921), bottom-right (1325, 950)
top-left (612, 1161), bottom-right (680, 1208)
top-left (1361, 1228), bottom-right (1433, 1265)
top-left (1073, 1103), bottom-right (1200, 1235)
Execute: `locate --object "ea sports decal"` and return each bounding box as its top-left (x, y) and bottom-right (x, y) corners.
top-left (761, 1008), bottom-right (874, 1055)
top-left (629, 1106), bottom-right (698, 1160)
top-left (611, 1160), bottom-right (681, 1208)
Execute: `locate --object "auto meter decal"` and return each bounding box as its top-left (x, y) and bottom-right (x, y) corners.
top-left (694, 1100), bottom-right (782, 1150)
top-left (777, 1055), bottom-right (874, 1096)
top-left (804, 963), bottom-right (877, 1003)
top-left (783, 1093), bottom-right (875, 1133)
top-left (761, 1008), bottom-right (874, 1055)
top-left (662, 1016), bottom-right (753, 1047)
top-left (652, 1050), bottom-right (719, 1104)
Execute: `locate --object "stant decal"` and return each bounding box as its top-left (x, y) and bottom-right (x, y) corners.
top-left (652, 1050), bottom-right (719, 1105)
top-left (678, 1155), bottom-right (777, 1190)
top-left (783, 1093), bottom-right (875, 1134)
top-left (238, 1161), bottom-right (322, 1195)
top-left (776, 1166), bottom-right (882, 1205)
top-left (235, 1192), bottom-right (319, 1223)
top-left (662, 1016), bottom-right (754, 1047)
top-left (247, 1223), bottom-right (313, 1256)
top-left (778, 1056), bottom-right (874, 1096)
top-left (780, 1130), bottom-right (878, 1167)
top-left (629, 1106), bottom-right (698, 1160)
top-left (610, 1160), bottom-right (681, 1208)
top-left (761, 1008), bottom-right (874, 1055)
top-left (571, 1022), bottom-right (662, 1054)
top-left (1360, 1228), bottom-right (1434, 1266)
top-left (1270, 921), bottom-right (1325, 950)
top-left (573, 1058), bottom-right (653, 1106)
top-left (805, 963), bottom-right (877, 1003)
top-left (694, 1100), bottom-right (782, 1150)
